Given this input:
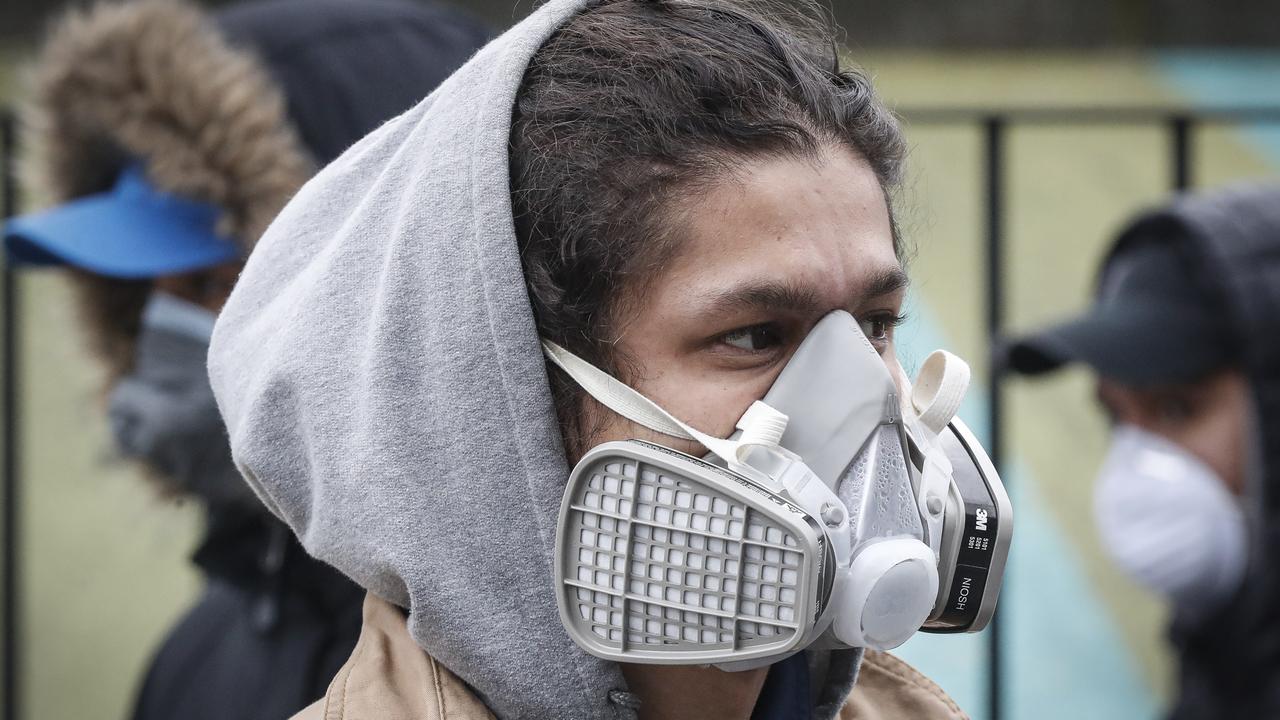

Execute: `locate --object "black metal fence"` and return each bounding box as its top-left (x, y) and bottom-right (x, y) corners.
top-left (2, 105), bottom-right (1280, 720)
top-left (3, 108), bottom-right (20, 720)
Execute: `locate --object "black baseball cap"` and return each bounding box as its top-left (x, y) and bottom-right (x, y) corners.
top-left (1004, 237), bottom-right (1235, 386)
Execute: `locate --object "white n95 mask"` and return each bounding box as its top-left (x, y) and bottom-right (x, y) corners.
top-left (544, 311), bottom-right (1012, 668)
top-left (1094, 425), bottom-right (1247, 618)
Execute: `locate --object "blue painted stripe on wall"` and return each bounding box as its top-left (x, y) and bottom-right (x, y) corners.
top-left (1157, 51), bottom-right (1280, 166)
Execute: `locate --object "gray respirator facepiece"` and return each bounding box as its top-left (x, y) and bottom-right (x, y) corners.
top-left (544, 311), bottom-right (1011, 668)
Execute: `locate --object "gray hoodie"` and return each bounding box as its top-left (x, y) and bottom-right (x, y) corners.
top-left (208, 0), bottom-right (860, 717)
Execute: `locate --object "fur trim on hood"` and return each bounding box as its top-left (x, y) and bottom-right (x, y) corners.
top-left (23, 0), bottom-right (310, 241)
top-left (20, 0), bottom-right (312, 379)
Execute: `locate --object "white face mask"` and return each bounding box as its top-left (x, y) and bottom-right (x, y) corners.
top-left (1094, 425), bottom-right (1248, 618)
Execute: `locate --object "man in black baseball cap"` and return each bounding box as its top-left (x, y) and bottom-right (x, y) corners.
top-left (1005, 184), bottom-right (1280, 720)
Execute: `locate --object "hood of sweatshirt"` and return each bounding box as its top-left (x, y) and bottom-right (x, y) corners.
top-left (208, 1), bottom-right (861, 717)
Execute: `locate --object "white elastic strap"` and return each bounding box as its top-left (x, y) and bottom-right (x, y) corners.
top-left (903, 351), bottom-right (967, 555)
top-left (541, 340), bottom-right (786, 466)
top-left (910, 351), bottom-right (970, 434)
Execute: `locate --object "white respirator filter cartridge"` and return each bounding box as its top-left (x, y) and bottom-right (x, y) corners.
top-left (555, 441), bottom-right (833, 666)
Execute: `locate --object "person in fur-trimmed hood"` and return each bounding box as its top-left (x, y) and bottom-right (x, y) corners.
top-left (3, 1), bottom-right (488, 718)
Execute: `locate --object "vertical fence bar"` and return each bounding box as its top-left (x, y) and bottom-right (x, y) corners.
top-left (1169, 116), bottom-right (1193, 192)
top-left (983, 115), bottom-right (1006, 720)
top-left (1, 108), bottom-right (20, 720)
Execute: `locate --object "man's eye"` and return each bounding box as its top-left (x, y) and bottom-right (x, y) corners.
top-left (721, 324), bottom-right (783, 351)
top-left (858, 313), bottom-right (904, 342)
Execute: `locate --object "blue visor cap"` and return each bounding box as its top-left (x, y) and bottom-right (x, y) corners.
top-left (4, 166), bottom-right (240, 279)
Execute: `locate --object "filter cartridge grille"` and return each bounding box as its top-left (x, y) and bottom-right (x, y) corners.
top-left (560, 447), bottom-right (813, 661)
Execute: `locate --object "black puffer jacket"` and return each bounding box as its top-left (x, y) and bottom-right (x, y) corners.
top-left (1104, 184), bottom-right (1280, 720)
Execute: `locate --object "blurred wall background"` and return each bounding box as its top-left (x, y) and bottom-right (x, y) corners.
top-left (5, 0), bottom-right (1280, 46)
top-left (1, 1), bottom-right (1278, 719)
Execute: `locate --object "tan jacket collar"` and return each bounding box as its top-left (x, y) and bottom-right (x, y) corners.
top-left (295, 594), bottom-right (967, 720)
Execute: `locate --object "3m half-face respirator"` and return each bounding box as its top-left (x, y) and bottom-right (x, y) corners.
top-left (543, 311), bottom-right (1011, 668)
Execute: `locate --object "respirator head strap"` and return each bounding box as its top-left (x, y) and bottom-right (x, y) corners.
top-left (541, 340), bottom-right (788, 470)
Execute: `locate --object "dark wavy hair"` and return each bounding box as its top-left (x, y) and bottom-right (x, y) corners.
top-left (511, 0), bottom-right (906, 453)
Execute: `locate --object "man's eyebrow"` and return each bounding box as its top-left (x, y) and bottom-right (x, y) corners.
top-left (693, 265), bottom-right (910, 318)
top-left (695, 281), bottom-right (824, 317)
top-left (863, 266), bottom-right (911, 301)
